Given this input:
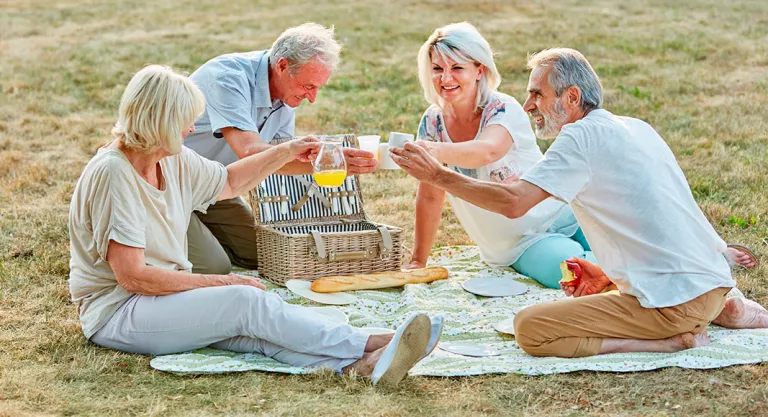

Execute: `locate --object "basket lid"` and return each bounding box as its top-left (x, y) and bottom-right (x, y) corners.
top-left (249, 134), bottom-right (371, 226)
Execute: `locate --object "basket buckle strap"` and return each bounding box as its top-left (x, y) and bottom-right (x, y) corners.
top-left (310, 230), bottom-right (327, 261)
top-left (377, 226), bottom-right (393, 260)
top-left (310, 230), bottom-right (377, 262)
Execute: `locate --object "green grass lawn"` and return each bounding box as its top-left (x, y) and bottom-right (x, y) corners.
top-left (1, 0), bottom-right (767, 415)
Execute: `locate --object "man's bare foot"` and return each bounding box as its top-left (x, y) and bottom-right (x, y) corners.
top-left (343, 345), bottom-right (386, 377)
top-left (713, 297), bottom-right (768, 329)
top-left (669, 332), bottom-right (711, 351)
top-left (598, 332), bottom-right (711, 354)
top-left (726, 246), bottom-right (758, 269)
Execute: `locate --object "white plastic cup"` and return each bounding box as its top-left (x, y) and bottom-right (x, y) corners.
top-left (357, 135), bottom-right (381, 160)
top-left (388, 132), bottom-right (414, 148)
top-left (378, 143), bottom-right (400, 170)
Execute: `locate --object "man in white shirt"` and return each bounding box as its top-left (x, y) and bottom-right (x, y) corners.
top-left (391, 48), bottom-right (767, 357)
top-left (184, 23), bottom-right (376, 274)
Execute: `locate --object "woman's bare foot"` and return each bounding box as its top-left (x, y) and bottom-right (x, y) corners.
top-left (365, 333), bottom-right (394, 352)
top-left (726, 246), bottom-right (758, 269)
top-left (713, 298), bottom-right (768, 329)
top-left (343, 346), bottom-right (386, 377)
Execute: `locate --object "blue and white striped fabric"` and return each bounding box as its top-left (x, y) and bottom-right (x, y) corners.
top-left (256, 135), bottom-right (363, 227)
top-left (255, 174), bottom-right (362, 224)
top-left (275, 222), bottom-right (378, 235)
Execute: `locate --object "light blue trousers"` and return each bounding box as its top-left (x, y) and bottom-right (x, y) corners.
top-left (512, 227), bottom-right (597, 289)
top-left (91, 285), bottom-right (368, 372)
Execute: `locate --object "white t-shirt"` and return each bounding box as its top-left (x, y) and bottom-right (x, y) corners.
top-left (68, 147), bottom-right (228, 338)
top-left (522, 109), bottom-right (735, 308)
top-left (418, 92), bottom-right (566, 266)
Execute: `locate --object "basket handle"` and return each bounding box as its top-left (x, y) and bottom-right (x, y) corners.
top-left (309, 229), bottom-right (392, 263)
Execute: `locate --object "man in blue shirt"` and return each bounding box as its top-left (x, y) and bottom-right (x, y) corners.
top-left (185, 23), bottom-right (376, 274)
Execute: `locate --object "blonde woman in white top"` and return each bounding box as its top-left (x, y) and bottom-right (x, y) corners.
top-left (67, 65), bottom-right (440, 386)
top-left (403, 22), bottom-right (596, 288)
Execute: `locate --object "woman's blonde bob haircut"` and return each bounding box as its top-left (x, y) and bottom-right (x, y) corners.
top-left (417, 22), bottom-right (501, 111)
top-left (112, 65), bottom-right (205, 154)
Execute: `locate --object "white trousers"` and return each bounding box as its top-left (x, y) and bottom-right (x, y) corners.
top-left (91, 285), bottom-right (369, 372)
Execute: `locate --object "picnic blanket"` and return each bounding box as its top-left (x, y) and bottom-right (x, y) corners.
top-left (150, 246), bottom-right (768, 376)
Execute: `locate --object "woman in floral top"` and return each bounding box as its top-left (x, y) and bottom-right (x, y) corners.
top-left (403, 22), bottom-right (597, 288)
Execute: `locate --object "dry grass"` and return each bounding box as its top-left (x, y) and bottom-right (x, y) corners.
top-left (1, 0), bottom-right (767, 415)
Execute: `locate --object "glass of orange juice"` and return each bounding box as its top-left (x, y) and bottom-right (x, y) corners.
top-left (313, 140), bottom-right (347, 187)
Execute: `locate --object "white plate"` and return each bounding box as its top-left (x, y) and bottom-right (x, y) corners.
top-left (493, 317), bottom-right (516, 335)
top-left (306, 307), bottom-right (349, 325)
top-left (461, 277), bottom-right (528, 297)
top-left (439, 343), bottom-right (502, 357)
top-left (285, 280), bottom-right (358, 305)
top-left (359, 327), bottom-right (396, 335)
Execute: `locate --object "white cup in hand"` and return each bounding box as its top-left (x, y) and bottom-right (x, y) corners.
top-left (378, 143), bottom-right (400, 170)
top-left (388, 132), bottom-right (414, 149)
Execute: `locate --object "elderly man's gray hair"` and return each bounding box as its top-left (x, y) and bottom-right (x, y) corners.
top-left (270, 23), bottom-right (342, 74)
top-left (527, 48), bottom-right (603, 112)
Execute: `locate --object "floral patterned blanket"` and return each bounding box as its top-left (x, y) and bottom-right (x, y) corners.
top-left (150, 246), bottom-right (768, 376)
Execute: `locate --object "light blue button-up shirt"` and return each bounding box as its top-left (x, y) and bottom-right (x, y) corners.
top-left (185, 50), bottom-right (296, 165)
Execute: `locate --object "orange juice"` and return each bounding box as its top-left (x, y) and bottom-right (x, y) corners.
top-left (313, 170), bottom-right (347, 187)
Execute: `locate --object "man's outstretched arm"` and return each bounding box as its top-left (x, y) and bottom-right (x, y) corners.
top-left (390, 142), bottom-right (551, 219)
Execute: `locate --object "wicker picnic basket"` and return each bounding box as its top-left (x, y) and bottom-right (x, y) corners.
top-left (248, 134), bottom-right (404, 285)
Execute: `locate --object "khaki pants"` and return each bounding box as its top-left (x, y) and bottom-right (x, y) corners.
top-left (187, 197), bottom-right (259, 274)
top-left (513, 287), bottom-right (731, 358)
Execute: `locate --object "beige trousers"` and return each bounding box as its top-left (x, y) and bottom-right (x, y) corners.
top-left (187, 197), bottom-right (259, 274)
top-left (513, 286), bottom-right (731, 358)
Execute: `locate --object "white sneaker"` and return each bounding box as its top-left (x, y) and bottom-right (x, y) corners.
top-left (371, 313), bottom-right (431, 387)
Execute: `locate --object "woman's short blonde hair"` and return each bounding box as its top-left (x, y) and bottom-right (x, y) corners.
top-left (111, 65), bottom-right (205, 154)
top-left (417, 22), bottom-right (501, 111)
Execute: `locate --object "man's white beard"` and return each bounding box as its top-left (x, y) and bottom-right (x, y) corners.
top-left (534, 99), bottom-right (568, 140)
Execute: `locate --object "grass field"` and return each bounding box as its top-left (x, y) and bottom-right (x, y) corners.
top-left (2, 0), bottom-right (767, 415)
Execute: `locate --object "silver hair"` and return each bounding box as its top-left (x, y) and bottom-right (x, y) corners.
top-left (417, 22), bottom-right (502, 111)
top-left (527, 48), bottom-right (603, 112)
top-left (270, 22), bottom-right (342, 74)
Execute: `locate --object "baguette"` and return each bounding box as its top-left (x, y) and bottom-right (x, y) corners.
top-left (310, 267), bottom-right (449, 293)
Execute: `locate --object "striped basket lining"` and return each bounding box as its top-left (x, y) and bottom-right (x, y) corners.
top-left (254, 174), bottom-right (363, 224)
top-left (274, 222), bottom-right (379, 236)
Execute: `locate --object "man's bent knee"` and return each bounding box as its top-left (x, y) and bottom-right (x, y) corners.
top-left (513, 306), bottom-right (544, 355)
top-left (192, 253), bottom-right (232, 275)
top-left (513, 304), bottom-right (565, 357)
